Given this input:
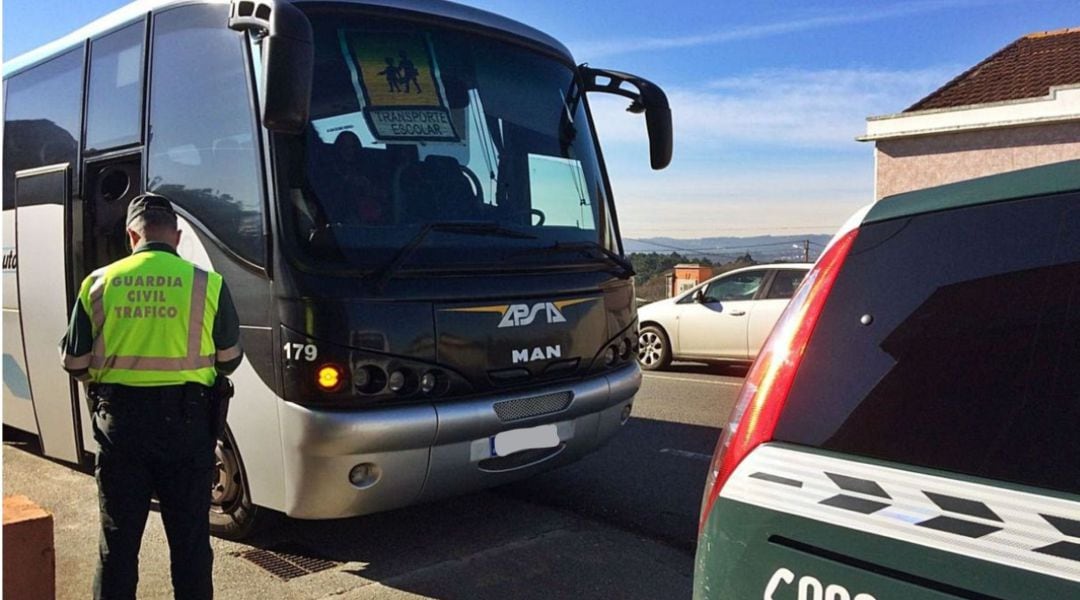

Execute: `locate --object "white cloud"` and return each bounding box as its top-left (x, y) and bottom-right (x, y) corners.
top-left (590, 66), bottom-right (959, 150)
top-left (610, 163), bottom-right (875, 238)
top-left (571, 0), bottom-right (1006, 60)
top-left (553, 1), bottom-right (1017, 238)
top-left (586, 66), bottom-right (962, 236)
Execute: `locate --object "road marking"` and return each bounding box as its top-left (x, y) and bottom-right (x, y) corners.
top-left (643, 373), bottom-right (743, 386)
top-left (660, 448), bottom-right (713, 462)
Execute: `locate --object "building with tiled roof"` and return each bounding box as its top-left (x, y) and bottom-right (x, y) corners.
top-left (860, 28), bottom-right (1080, 199)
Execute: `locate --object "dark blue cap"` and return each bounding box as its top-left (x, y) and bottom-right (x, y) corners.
top-left (126, 193), bottom-right (176, 226)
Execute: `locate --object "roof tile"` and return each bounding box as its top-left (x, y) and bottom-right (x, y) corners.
top-left (906, 28), bottom-right (1080, 112)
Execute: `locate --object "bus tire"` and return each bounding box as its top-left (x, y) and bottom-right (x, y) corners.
top-left (209, 429), bottom-right (269, 540)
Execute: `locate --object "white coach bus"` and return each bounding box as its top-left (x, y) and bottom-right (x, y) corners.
top-left (3, 0), bottom-right (672, 538)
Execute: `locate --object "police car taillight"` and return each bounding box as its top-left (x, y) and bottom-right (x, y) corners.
top-left (698, 229), bottom-right (858, 532)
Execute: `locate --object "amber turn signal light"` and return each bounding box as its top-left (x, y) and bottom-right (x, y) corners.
top-left (316, 364), bottom-right (345, 392)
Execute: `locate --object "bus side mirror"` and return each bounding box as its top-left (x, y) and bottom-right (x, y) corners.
top-left (579, 67), bottom-right (672, 170)
top-left (229, 1), bottom-right (313, 134)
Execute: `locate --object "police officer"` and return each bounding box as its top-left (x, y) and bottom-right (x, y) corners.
top-left (60, 193), bottom-right (243, 600)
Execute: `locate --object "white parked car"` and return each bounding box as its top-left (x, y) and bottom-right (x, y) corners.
top-left (636, 264), bottom-right (811, 370)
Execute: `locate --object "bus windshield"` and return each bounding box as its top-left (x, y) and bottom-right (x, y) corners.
top-left (284, 10), bottom-right (616, 273)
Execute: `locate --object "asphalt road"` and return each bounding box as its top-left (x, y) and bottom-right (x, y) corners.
top-left (3, 362), bottom-right (745, 599)
top-left (498, 362), bottom-right (746, 551)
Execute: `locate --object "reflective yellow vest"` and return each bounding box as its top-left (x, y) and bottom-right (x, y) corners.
top-left (77, 250), bottom-right (222, 386)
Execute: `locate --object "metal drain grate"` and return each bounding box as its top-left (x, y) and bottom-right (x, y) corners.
top-left (493, 391), bottom-right (572, 422)
top-left (234, 545), bottom-right (339, 580)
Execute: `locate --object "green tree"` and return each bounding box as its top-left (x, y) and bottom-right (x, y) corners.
top-left (629, 252), bottom-right (713, 286)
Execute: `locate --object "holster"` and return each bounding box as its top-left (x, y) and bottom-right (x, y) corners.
top-left (86, 383), bottom-right (116, 414)
top-left (208, 376), bottom-right (234, 441)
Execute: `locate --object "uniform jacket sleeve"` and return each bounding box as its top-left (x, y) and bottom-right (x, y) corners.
top-left (213, 281), bottom-right (243, 375)
top-left (59, 278), bottom-right (95, 382)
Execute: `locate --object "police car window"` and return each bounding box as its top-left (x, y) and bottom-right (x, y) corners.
top-left (774, 194), bottom-right (1080, 495)
top-left (147, 5), bottom-right (264, 266)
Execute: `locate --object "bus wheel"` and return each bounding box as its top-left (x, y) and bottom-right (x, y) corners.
top-left (209, 431), bottom-right (267, 540)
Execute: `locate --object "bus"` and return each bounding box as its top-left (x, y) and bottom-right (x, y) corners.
top-left (2, 0), bottom-right (672, 538)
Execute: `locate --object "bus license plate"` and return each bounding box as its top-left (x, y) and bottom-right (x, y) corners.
top-left (491, 424), bottom-right (560, 457)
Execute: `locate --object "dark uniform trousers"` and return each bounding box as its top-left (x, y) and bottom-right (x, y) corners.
top-left (91, 384), bottom-right (215, 600)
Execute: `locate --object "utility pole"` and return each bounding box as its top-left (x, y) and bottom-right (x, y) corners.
top-left (803, 239), bottom-right (810, 262)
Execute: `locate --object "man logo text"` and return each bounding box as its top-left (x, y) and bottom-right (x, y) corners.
top-left (512, 345), bottom-right (562, 364)
top-left (499, 302), bottom-right (566, 328)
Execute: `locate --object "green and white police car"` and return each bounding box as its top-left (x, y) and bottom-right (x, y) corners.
top-left (695, 160), bottom-right (1080, 600)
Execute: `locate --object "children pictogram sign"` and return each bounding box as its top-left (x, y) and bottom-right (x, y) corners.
top-left (340, 31), bottom-right (459, 142)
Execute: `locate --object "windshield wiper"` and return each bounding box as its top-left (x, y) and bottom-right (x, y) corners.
top-left (521, 241), bottom-right (635, 277)
top-left (366, 221), bottom-right (537, 292)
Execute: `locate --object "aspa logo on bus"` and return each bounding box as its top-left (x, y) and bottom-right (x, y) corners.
top-left (497, 297), bottom-right (597, 328)
top-left (444, 298), bottom-right (596, 329)
top-left (499, 302), bottom-right (567, 328)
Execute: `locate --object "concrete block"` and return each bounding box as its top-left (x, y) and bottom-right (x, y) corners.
top-left (3, 495), bottom-right (55, 600)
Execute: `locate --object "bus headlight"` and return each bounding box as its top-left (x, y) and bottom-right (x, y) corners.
top-left (353, 365), bottom-right (386, 394)
top-left (281, 325), bottom-right (471, 406)
top-left (420, 371), bottom-right (439, 394)
top-left (388, 369), bottom-right (414, 394)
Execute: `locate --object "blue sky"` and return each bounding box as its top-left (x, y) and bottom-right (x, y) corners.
top-left (4, 0), bottom-right (1078, 238)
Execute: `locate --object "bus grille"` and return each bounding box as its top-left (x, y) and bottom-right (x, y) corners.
top-left (493, 391), bottom-right (572, 422)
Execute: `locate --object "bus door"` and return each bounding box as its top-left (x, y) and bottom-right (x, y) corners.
top-left (14, 164), bottom-right (80, 463)
top-left (71, 154), bottom-right (144, 454)
top-left (80, 156), bottom-right (141, 278)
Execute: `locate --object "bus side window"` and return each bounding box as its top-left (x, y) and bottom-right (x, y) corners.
top-left (85, 20), bottom-right (145, 152)
top-left (3, 48), bottom-right (84, 210)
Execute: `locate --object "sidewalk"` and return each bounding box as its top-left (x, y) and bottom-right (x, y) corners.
top-left (3, 436), bottom-right (693, 599)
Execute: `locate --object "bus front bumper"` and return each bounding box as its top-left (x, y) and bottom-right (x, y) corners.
top-left (276, 363), bottom-right (640, 519)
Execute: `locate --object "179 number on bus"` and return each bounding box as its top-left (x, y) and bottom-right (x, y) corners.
top-left (283, 343), bottom-right (318, 362)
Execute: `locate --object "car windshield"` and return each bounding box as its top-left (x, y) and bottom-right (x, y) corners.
top-left (281, 8), bottom-right (616, 273)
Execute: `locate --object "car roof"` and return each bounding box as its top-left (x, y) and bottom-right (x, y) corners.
top-left (864, 159), bottom-right (1080, 225)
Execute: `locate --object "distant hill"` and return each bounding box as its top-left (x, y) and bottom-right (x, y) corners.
top-left (624, 234), bottom-right (833, 263)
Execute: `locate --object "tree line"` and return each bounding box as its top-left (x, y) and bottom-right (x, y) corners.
top-left (629, 252), bottom-right (713, 286)
top-left (630, 252), bottom-right (760, 302)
